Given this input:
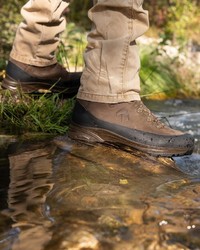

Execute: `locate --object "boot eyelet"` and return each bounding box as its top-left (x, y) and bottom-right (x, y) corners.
top-left (137, 108), bottom-right (143, 113)
top-left (147, 117), bottom-right (152, 122)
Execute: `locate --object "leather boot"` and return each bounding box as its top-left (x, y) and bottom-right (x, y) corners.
top-left (68, 99), bottom-right (194, 157)
top-left (1, 58), bottom-right (81, 96)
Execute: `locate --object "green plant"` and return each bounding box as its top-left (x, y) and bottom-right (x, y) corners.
top-left (140, 46), bottom-right (181, 99)
top-left (57, 22), bottom-right (87, 71)
top-left (0, 90), bottom-right (74, 134)
top-left (163, 0), bottom-right (199, 46)
top-left (139, 42), bottom-right (200, 99)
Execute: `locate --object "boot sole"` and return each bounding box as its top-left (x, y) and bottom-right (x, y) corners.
top-left (68, 123), bottom-right (193, 157)
top-left (1, 76), bottom-right (78, 96)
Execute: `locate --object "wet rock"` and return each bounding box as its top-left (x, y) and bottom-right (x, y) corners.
top-left (173, 154), bottom-right (200, 176)
top-left (61, 230), bottom-right (99, 250)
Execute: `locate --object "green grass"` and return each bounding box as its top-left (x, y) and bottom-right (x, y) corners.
top-left (0, 90), bottom-right (75, 134)
top-left (140, 47), bottom-right (181, 99)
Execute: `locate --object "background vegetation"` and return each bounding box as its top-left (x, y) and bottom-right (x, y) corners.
top-left (0, 0), bottom-right (199, 134)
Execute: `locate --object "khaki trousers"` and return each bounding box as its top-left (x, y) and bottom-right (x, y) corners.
top-left (10, 0), bottom-right (149, 103)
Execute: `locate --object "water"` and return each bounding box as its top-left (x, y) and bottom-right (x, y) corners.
top-left (0, 100), bottom-right (200, 250)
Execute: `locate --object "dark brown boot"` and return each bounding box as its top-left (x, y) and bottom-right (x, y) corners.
top-left (1, 58), bottom-right (81, 96)
top-left (68, 99), bottom-right (194, 157)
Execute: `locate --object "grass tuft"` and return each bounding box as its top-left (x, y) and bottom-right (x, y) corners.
top-left (0, 90), bottom-right (74, 134)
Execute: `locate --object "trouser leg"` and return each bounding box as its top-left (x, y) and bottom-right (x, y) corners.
top-left (10, 0), bottom-right (69, 66)
top-left (78, 0), bottom-right (149, 103)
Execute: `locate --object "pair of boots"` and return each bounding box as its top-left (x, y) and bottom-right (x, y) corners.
top-left (2, 59), bottom-right (194, 157)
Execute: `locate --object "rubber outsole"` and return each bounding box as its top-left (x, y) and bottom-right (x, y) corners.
top-left (68, 123), bottom-right (194, 157)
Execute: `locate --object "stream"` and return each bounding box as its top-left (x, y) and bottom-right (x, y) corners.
top-left (0, 99), bottom-right (200, 250)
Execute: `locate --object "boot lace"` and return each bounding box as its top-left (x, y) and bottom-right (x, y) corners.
top-left (135, 102), bottom-right (165, 129)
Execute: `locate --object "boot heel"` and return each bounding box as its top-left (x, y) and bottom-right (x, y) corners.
top-left (68, 124), bottom-right (104, 143)
top-left (1, 76), bottom-right (18, 91)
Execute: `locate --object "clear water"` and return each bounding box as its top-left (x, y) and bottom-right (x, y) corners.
top-left (0, 100), bottom-right (200, 250)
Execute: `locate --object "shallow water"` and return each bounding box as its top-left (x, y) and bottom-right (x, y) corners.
top-left (0, 100), bottom-right (200, 250)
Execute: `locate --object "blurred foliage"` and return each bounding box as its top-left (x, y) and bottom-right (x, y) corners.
top-left (161, 0), bottom-right (199, 46)
top-left (140, 47), bottom-right (181, 99)
top-left (139, 44), bottom-right (200, 99)
top-left (57, 23), bottom-right (87, 72)
top-left (145, 0), bottom-right (200, 45)
top-left (69, 0), bottom-right (92, 30)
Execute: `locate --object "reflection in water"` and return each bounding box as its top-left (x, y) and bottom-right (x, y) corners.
top-left (0, 139), bottom-right (200, 250)
top-left (0, 141), bottom-right (55, 250)
top-left (0, 100), bottom-right (200, 250)
top-left (46, 142), bottom-right (200, 250)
